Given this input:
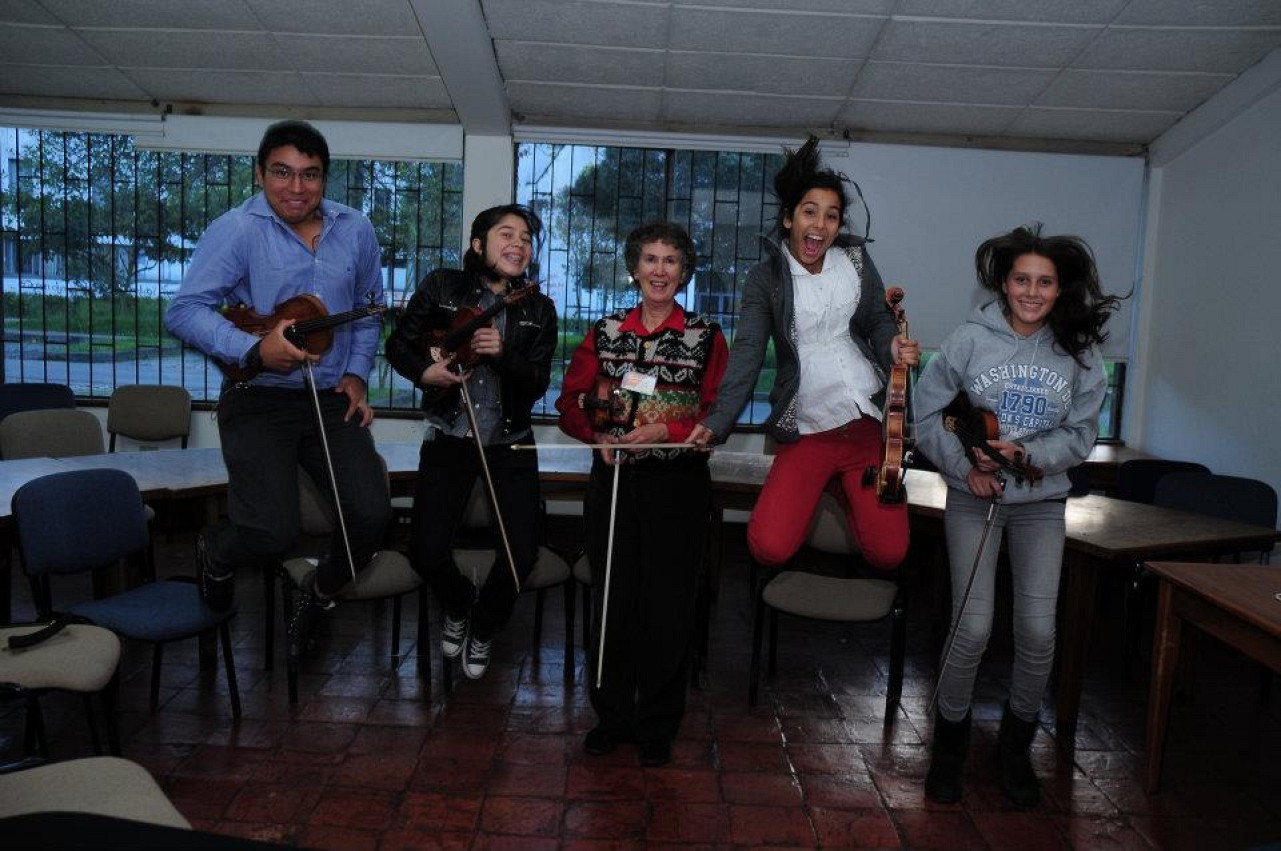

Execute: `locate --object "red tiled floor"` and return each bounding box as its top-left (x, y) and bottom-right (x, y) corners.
top-left (4, 523), bottom-right (1281, 849)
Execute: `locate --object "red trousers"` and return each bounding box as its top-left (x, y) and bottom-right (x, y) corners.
top-left (747, 417), bottom-right (909, 570)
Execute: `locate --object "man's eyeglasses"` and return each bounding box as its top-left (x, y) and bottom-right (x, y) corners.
top-left (265, 164), bottom-right (324, 184)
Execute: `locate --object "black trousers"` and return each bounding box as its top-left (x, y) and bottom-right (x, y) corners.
top-left (585, 456), bottom-right (710, 745)
top-left (409, 435), bottom-right (541, 640)
top-left (209, 385), bottom-right (390, 596)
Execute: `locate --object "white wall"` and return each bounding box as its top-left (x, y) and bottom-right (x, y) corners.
top-left (1135, 84), bottom-right (1281, 499)
top-left (821, 141), bottom-right (1144, 357)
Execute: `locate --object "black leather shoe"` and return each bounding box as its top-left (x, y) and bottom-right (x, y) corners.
top-left (638, 739), bottom-right (671, 767)
top-left (584, 727), bottom-right (618, 756)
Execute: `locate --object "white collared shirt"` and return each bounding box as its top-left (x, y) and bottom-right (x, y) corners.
top-left (787, 246), bottom-right (883, 433)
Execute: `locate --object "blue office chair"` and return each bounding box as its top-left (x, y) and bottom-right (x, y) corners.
top-left (0, 382), bottom-right (74, 426)
top-left (13, 469), bottom-right (241, 718)
top-left (1113, 459), bottom-right (1210, 504)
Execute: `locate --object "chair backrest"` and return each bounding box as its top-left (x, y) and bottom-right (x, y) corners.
top-left (1114, 459), bottom-right (1211, 504)
top-left (805, 491), bottom-right (857, 555)
top-left (106, 384), bottom-right (192, 451)
top-left (1154, 472), bottom-right (1279, 530)
top-left (0, 409), bottom-right (105, 459)
top-left (13, 468), bottom-right (150, 579)
top-left (296, 457), bottom-right (391, 538)
top-left (0, 382), bottom-right (75, 424)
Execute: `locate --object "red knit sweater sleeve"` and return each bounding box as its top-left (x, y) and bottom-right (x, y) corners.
top-left (555, 330), bottom-right (601, 444)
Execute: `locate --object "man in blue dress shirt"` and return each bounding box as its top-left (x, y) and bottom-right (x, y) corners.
top-left (166, 120), bottom-right (389, 662)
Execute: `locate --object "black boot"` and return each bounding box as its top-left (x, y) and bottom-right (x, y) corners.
top-left (997, 701), bottom-right (1041, 807)
top-left (924, 710), bottom-right (971, 803)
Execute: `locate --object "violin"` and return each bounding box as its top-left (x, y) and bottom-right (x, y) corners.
top-left (941, 393), bottom-right (1043, 486)
top-left (219, 292), bottom-right (385, 382)
top-left (578, 376), bottom-right (634, 431)
top-left (415, 281), bottom-right (539, 403)
top-left (866, 287), bottom-right (911, 504)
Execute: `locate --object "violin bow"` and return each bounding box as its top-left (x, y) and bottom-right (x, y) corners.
top-left (509, 441), bottom-right (707, 687)
top-left (456, 369), bottom-right (522, 593)
top-left (299, 357), bottom-right (359, 584)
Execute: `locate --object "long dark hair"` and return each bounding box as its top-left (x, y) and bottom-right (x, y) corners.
top-left (463, 204), bottom-right (543, 282)
top-left (772, 136), bottom-right (855, 238)
top-left (975, 223), bottom-right (1123, 365)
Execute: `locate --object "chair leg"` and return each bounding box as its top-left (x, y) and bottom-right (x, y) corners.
top-left (531, 588), bottom-right (546, 662)
top-left (580, 584), bottom-right (593, 654)
top-left (748, 592), bottom-right (766, 707)
top-left (561, 582), bottom-right (576, 681)
top-left (885, 591), bottom-right (907, 727)
top-left (82, 693), bottom-right (103, 754)
top-left (391, 595), bottom-right (404, 667)
top-left (25, 695), bottom-right (48, 758)
top-left (263, 567), bottom-right (277, 671)
top-left (287, 659), bottom-right (299, 705)
top-left (219, 623), bottom-right (242, 719)
top-left (101, 674), bottom-right (122, 756)
top-left (416, 590), bottom-right (431, 688)
top-left (150, 644), bottom-right (164, 711)
top-left (767, 609), bottom-right (780, 677)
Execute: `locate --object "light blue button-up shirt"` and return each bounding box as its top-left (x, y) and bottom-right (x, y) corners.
top-left (165, 193), bottom-right (384, 389)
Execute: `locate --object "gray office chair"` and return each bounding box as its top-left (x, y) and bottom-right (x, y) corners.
top-left (272, 462), bottom-right (426, 703)
top-left (106, 385), bottom-right (192, 451)
top-left (1, 620), bottom-right (122, 759)
top-left (748, 488), bottom-right (906, 727)
top-left (0, 409), bottom-right (104, 459)
top-left (0, 756), bottom-right (190, 829)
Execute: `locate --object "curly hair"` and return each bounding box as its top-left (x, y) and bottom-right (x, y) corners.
top-left (463, 203), bottom-right (544, 281)
top-left (975, 223), bottom-right (1123, 365)
top-left (623, 221), bottom-right (696, 291)
top-left (772, 136), bottom-right (850, 237)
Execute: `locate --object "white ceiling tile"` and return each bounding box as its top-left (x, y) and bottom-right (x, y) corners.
top-left (243, 0), bottom-right (421, 37)
top-left (851, 61), bottom-right (1057, 106)
top-left (838, 100), bottom-right (1021, 136)
top-left (1, 0), bottom-right (63, 25)
top-left (873, 18), bottom-right (1100, 67)
top-left (667, 53), bottom-right (859, 97)
top-left (496, 42), bottom-right (664, 88)
top-left (507, 81), bottom-right (663, 123)
top-left (38, 0), bottom-right (256, 30)
top-left (1007, 106), bottom-right (1180, 142)
top-left (676, 0), bottom-right (893, 12)
top-left (1037, 69), bottom-right (1232, 112)
top-left (1115, 0), bottom-right (1281, 27)
top-left (273, 35), bottom-right (438, 76)
top-left (76, 29), bottom-right (284, 70)
top-left (669, 7), bottom-right (883, 59)
top-left (0, 23), bottom-right (109, 64)
top-left (893, 0), bottom-right (1128, 25)
top-left (304, 73), bottom-right (453, 110)
top-left (120, 68), bottom-right (318, 105)
top-left (0, 63), bottom-right (150, 99)
top-left (662, 90), bottom-right (842, 129)
top-left (1074, 28), bottom-right (1281, 73)
top-left (482, 0), bottom-right (669, 48)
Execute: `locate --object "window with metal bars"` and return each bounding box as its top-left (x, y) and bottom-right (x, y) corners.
top-left (516, 141), bottom-right (785, 423)
top-left (0, 126), bottom-right (461, 408)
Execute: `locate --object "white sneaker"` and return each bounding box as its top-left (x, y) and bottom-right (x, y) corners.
top-left (462, 635), bottom-right (492, 680)
top-left (441, 614), bottom-right (468, 660)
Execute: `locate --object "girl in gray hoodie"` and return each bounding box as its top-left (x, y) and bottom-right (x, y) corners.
top-left (913, 224), bottom-right (1121, 807)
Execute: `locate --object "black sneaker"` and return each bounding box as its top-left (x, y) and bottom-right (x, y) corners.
top-left (584, 727), bottom-right (619, 756)
top-left (461, 634), bottom-right (492, 680)
top-left (196, 531), bottom-right (235, 613)
top-left (287, 576), bottom-right (335, 661)
top-left (441, 613), bottom-right (468, 660)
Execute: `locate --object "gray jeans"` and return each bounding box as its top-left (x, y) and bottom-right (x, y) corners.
top-left (937, 489), bottom-right (1066, 723)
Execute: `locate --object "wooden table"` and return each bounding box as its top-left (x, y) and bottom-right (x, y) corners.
top-left (1143, 560), bottom-right (1281, 792)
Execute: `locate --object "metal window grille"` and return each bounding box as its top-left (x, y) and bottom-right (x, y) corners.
top-left (516, 142), bottom-right (784, 423)
top-left (0, 126), bottom-right (460, 408)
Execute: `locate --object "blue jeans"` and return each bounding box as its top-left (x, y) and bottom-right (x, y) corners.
top-left (211, 385), bottom-right (390, 596)
top-left (936, 490), bottom-right (1066, 723)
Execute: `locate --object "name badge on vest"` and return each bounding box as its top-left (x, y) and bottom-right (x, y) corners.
top-left (620, 370), bottom-right (657, 396)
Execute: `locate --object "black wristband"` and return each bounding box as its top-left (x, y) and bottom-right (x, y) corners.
top-left (243, 341), bottom-right (263, 370)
